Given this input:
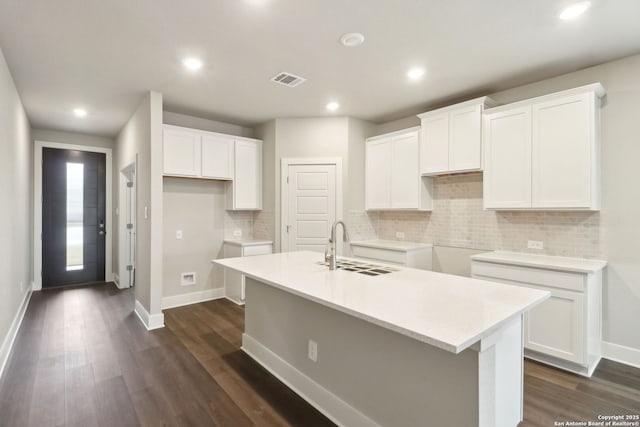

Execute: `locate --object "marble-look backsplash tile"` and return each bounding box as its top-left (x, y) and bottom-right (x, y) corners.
top-left (355, 173), bottom-right (605, 259)
top-left (224, 211), bottom-right (254, 240)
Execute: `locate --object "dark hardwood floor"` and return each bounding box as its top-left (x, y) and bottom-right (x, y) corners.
top-left (0, 283), bottom-right (638, 426)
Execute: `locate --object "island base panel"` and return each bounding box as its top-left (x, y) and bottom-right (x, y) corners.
top-left (242, 277), bottom-right (524, 427)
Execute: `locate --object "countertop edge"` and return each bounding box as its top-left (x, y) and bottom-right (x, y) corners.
top-left (471, 251), bottom-right (607, 274)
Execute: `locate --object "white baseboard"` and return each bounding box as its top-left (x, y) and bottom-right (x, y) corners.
top-left (161, 288), bottom-right (225, 309)
top-left (32, 280), bottom-right (41, 291)
top-left (0, 289), bottom-right (32, 380)
top-left (602, 341), bottom-right (640, 369)
top-left (134, 299), bottom-right (164, 330)
top-left (242, 333), bottom-right (381, 427)
top-left (112, 272), bottom-right (120, 288)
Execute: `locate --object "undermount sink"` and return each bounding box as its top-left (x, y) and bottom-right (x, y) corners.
top-left (316, 259), bottom-right (399, 276)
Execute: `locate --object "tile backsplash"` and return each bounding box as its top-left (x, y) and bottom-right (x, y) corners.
top-left (224, 211), bottom-right (254, 240)
top-left (362, 173), bottom-right (605, 259)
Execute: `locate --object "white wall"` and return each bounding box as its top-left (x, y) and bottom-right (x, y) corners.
top-left (162, 178), bottom-right (225, 300)
top-left (163, 111), bottom-right (254, 138)
top-left (115, 91), bottom-right (163, 319)
top-left (31, 128), bottom-right (115, 149)
top-left (0, 48), bottom-right (32, 366)
top-left (273, 117), bottom-right (350, 252)
top-left (160, 113), bottom-right (256, 304)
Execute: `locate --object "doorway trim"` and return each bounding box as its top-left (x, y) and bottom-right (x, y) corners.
top-left (280, 158), bottom-right (343, 253)
top-left (117, 161), bottom-right (136, 289)
top-left (33, 140), bottom-right (113, 291)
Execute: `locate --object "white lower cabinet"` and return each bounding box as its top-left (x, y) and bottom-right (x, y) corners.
top-left (350, 240), bottom-right (433, 270)
top-left (223, 240), bottom-right (272, 304)
top-left (471, 252), bottom-right (606, 377)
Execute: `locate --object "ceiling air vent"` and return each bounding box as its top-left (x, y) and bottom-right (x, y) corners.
top-left (271, 72), bottom-right (306, 87)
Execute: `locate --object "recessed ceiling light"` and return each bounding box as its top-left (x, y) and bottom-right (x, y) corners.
top-left (407, 68), bottom-right (426, 80)
top-left (182, 57), bottom-right (203, 71)
top-left (73, 108), bottom-right (87, 117)
top-left (326, 102), bottom-right (340, 111)
top-left (558, 1), bottom-right (591, 20)
top-left (340, 33), bottom-right (365, 47)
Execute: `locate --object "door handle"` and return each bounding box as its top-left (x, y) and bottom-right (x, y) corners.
top-left (99, 230), bottom-right (106, 236)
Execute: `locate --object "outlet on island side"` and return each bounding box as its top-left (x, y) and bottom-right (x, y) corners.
top-left (527, 240), bottom-right (544, 250)
top-left (308, 339), bottom-right (318, 362)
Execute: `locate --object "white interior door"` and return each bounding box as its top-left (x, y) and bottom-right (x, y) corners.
top-left (285, 164), bottom-right (337, 253)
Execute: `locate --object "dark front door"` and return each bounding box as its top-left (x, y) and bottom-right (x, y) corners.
top-left (42, 148), bottom-right (106, 287)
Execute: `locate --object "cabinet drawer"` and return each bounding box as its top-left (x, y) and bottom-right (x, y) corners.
top-left (471, 261), bottom-right (584, 292)
top-left (242, 244), bottom-right (272, 257)
top-left (350, 246), bottom-right (406, 265)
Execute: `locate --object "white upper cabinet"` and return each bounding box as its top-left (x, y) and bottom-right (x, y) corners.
top-left (163, 126), bottom-right (201, 177)
top-left (163, 124), bottom-right (234, 180)
top-left (365, 128), bottom-right (433, 211)
top-left (483, 83), bottom-right (604, 211)
top-left (531, 93), bottom-right (596, 209)
top-left (226, 139), bottom-right (262, 210)
top-left (483, 106), bottom-right (532, 209)
top-left (201, 134), bottom-right (234, 180)
top-left (163, 124), bottom-right (263, 210)
top-left (417, 97), bottom-right (495, 175)
top-left (365, 137), bottom-right (392, 209)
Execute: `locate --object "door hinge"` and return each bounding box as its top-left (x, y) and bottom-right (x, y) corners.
top-left (286, 225), bottom-right (291, 233)
top-left (127, 182), bottom-right (133, 188)
top-left (286, 176), bottom-right (289, 184)
top-left (126, 223), bottom-right (133, 229)
top-left (126, 265), bottom-right (134, 271)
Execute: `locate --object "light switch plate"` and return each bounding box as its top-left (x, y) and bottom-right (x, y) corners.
top-left (395, 231), bottom-right (405, 239)
top-left (176, 230), bottom-right (183, 240)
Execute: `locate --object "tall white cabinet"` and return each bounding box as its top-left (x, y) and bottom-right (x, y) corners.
top-left (483, 83), bottom-right (604, 210)
top-left (365, 128), bottom-right (433, 211)
top-left (417, 97), bottom-right (495, 175)
top-left (226, 139), bottom-right (262, 210)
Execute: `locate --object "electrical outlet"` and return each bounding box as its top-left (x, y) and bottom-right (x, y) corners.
top-left (527, 240), bottom-right (544, 250)
top-left (176, 230), bottom-right (183, 240)
top-left (395, 231), bottom-right (405, 239)
top-left (308, 340), bottom-right (318, 362)
top-left (233, 229), bottom-right (242, 237)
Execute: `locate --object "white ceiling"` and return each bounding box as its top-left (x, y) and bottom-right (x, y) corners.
top-left (1, 0), bottom-right (639, 137)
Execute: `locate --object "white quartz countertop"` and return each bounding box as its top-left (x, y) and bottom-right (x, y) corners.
top-left (349, 239), bottom-right (433, 252)
top-left (223, 239), bottom-right (273, 247)
top-left (471, 251), bottom-right (607, 274)
top-left (213, 251), bottom-right (549, 354)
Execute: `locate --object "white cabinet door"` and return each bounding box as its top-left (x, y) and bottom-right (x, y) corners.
top-left (525, 286), bottom-right (585, 365)
top-left (201, 134), bottom-right (234, 180)
top-left (163, 127), bottom-right (201, 177)
top-left (420, 113), bottom-right (449, 175)
top-left (365, 138), bottom-right (392, 209)
top-left (229, 140), bottom-right (262, 210)
top-left (483, 106), bottom-right (532, 209)
top-left (532, 93), bottom-right (593, 209)
top-left (449, 104), bottom-right (482, 172)
top-left (391, 132), bottom-right (419, 208)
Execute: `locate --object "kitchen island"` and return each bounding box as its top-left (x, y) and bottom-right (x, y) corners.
top-left (214, 251), bottom-right (549, 427)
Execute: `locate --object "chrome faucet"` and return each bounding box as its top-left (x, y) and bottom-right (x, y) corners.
top-left (326, 220), bottom-right (350, 270)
